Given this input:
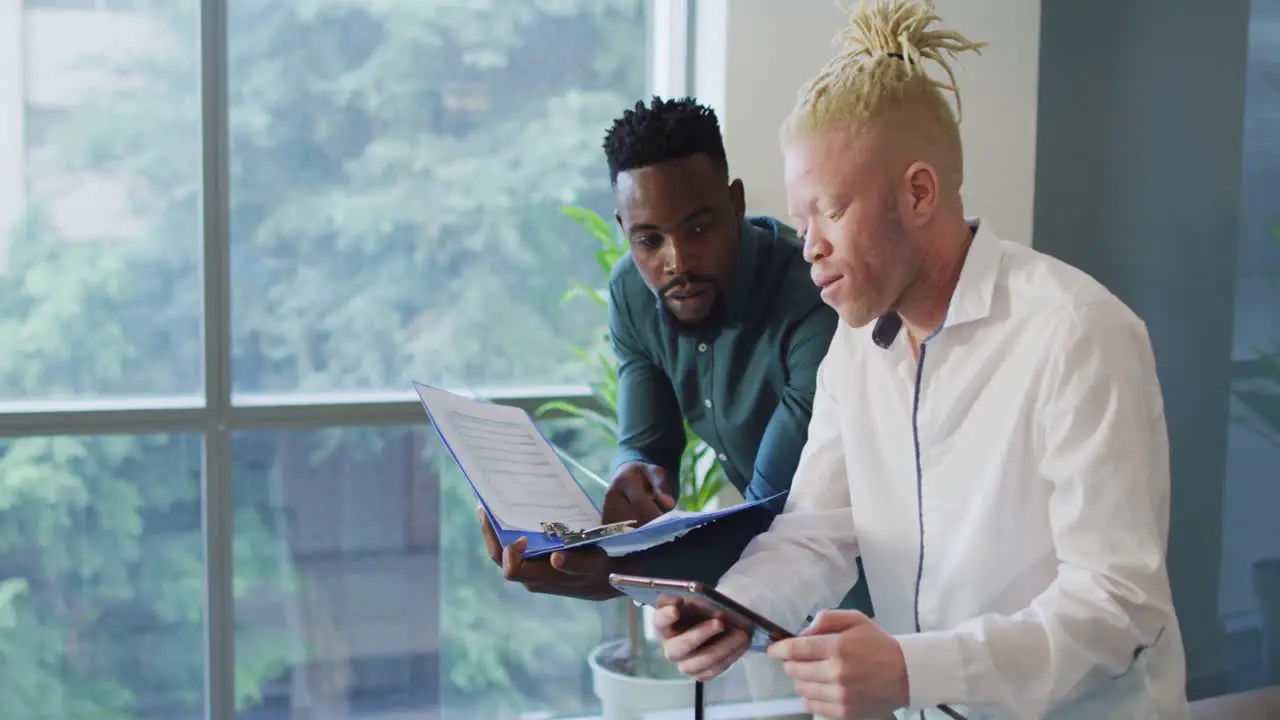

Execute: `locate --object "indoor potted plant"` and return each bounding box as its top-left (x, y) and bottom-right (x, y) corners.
top-left (538, 206), bottom-right (727, 720)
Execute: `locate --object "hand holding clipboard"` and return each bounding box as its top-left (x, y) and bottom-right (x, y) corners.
top-left (414, 381), bottom-right (782, 559)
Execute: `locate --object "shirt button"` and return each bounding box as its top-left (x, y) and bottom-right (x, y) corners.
top-left (704, 398), bottom-right (712, 408)
top-left (717, 452), bottom-right (727, 461)
top-left (698, 343), bottom-right (708, 352)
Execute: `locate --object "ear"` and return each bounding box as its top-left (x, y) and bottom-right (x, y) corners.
top-left (615, 210), bottom-right (625, 231)
top-left (729, 178), bottom-right (746, 220)
top-left (902, 161), bottom-right (940, 226)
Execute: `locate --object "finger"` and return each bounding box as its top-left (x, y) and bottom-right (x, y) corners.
top-left (767, 635), bottom-right (837, 662)
top-left (608, 484), bottom-right (664, 525)
top-left (676, 629), bottom-right (750, 681)
top-left (549, 547), bottom-right (609, 576)
top-left (477, 505), bottom-right (503, 565)
top-left (802, 609), bottom-right (867, 636)
top-left (793, 679), bottom-right (843, 706)
top-left (650, 602), bottom-right (680, 635)
top-left (614, 479), bottom-right (654, 505)
top-left (663, 617), bottom-right (726, 663)
top-left (783, 658), bottom-right (840, 684)
top-left (600, 496), bottom-right (631, 525)
top-left (617, 473), bottom-right (668, 508)
top-left (628, 495), bottom-right (665, 525)
top-left (801, 698), bottom-right (844, 720)
top-left (643, 466), bottom-right (676, 508)
top-left (656, 597), bottom-right (724, 641)
top-left (602, 475), bottom-right (650, 524)
top-left (651, 605), bottom-right (682, 637)
top-left (500, 537), bottom-right (528, 580)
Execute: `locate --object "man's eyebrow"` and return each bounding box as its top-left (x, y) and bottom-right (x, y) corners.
top-left (628, 205), bottom-right (715, 233)
top-left (681, 206), bottom-right (714, 223)
top-left (788, 196), bottom-right (818, 219)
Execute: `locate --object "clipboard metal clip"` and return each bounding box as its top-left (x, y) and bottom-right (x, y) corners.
top-left (540, 520), bottom-right (637, 546)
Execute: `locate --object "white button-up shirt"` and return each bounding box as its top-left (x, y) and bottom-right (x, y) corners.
top-left (717, 220), bottom-right (1190, 719)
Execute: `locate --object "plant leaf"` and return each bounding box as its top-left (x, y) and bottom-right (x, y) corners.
top-left (561, 205), bottom-right (615, 245)
top-left (561, 281), bottom-right (607, 307)
top-left (534, 400), bottom-right (619, 441)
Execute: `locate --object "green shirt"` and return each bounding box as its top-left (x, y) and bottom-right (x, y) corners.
top-left (608, 216), bottom-right (873, 614)
top-left (607, 216), bottom-right (836, 506)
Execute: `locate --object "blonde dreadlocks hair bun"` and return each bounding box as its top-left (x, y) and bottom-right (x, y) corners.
top-left (782, 0), bottom-right (987, 191)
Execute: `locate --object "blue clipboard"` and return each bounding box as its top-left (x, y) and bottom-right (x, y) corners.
top-left (412, 381), bottom-right (783, 559)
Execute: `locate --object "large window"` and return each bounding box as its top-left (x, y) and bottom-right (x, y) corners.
top-left (225, 0), bottom-right (650, 396)
top-left (0, 0), bottom-right (685, 718)
top-left (0, 434), bottom-right (205, 717)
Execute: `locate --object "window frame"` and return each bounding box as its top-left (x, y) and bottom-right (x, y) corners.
top-left (0, 0), bottom-right (694, 717)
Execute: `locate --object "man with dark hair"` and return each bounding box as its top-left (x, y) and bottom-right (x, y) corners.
top-left (479, 97), bottom-right (870, 612)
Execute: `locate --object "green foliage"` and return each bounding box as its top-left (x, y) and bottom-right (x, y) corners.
top-left (679, 425), bottom-right (729, 513)
top-left (0, 432), bottom-right (293, 717)
top-left (1, 0), bottom-right (647, 717)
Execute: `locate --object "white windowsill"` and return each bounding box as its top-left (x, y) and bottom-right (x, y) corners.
top-left (552, 696), bottom-right (806, 720)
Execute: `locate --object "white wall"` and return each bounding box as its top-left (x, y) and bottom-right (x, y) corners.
top-left (696, 0), bottom-right (1041, 246)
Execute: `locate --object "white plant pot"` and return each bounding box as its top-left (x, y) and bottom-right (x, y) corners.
top-left (641, 604), bottom-right (658, 643)
top-left (588, 638), bottom-right (695, 720)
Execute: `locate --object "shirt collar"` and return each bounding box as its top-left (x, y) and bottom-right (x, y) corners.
top-left (941, 217), bottom-right (1001, 329)
top-left (724, 217), bottom-right (769, 324)
top-left (870, 217), bottom-right (1002, 347)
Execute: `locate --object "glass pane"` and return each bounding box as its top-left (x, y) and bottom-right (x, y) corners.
top-left (1221, 0), bottom-right (1280, 693)
top-left (0, 433), bottom-right (205, 717)
top-left (232, 421), bottom-right (622, 719)
top-left (227, 0), bottom-right (651, 397)
top-left (0, 2), bottom-right (203, 403)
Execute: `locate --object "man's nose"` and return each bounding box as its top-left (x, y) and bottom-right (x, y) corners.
top-left (803, 229), bottom-right (831, 264)
top-left (663, 240), bottom-right (695, 276)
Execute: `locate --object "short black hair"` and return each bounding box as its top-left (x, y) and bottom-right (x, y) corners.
top-left (603, 96), bottom-right (728, 185)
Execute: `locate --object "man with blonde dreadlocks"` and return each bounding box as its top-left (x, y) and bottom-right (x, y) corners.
top-left (653, 1), bottom-right (1190, 718)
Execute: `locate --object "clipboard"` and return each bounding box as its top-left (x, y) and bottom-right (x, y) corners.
top-left (412, 381), bottom-right (783, 559)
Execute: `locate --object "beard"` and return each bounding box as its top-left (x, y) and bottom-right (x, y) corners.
top-left (663, 290), bottom-right (728, 338)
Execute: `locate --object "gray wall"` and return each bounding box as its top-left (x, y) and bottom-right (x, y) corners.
top-left (1033, 0), bottom-right (1278, 700)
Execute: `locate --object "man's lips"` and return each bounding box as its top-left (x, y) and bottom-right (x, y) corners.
top-left (667, 285), bottom-right (711, 300)
top-left (813, 273), bottom-right (843, 289)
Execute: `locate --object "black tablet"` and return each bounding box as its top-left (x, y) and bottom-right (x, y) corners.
top-left (608, 573), bottom-right (794, 646)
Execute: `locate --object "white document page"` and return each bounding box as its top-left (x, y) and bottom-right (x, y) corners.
top-left (415, 384), bottom-right (602, 532)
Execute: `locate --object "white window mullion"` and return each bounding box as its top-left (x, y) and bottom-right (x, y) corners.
top-left (649, 0), bottom-right (692, 99)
